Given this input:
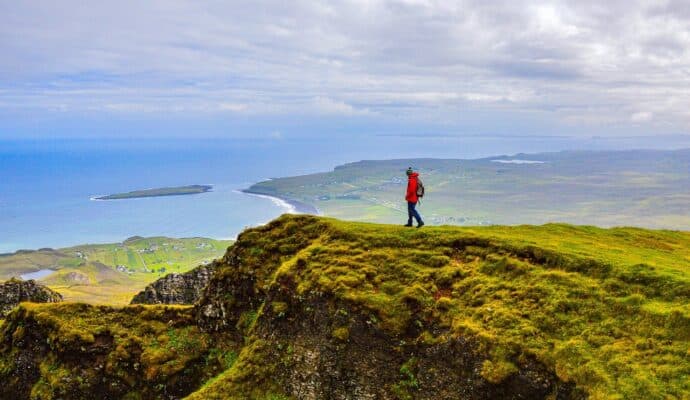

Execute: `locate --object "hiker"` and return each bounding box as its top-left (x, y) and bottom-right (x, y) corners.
top-left (404, 167), bottom-right (424, 228)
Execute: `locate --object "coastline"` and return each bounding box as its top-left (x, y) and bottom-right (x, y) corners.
top-left (239, 189), bottom-right (320, 215)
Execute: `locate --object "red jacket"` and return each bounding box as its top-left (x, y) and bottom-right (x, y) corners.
top-left (406, 173), bottom-right (419, 203)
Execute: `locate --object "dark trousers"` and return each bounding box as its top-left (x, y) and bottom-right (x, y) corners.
top-left (407, 201), bottom-right (423, 225)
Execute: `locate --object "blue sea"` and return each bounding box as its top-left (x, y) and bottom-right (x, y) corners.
top-left (2, 135), bottom-right (689, 253)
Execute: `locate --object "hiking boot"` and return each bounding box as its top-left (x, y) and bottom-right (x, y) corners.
top-left (404, 223), bottom-right (413, 227)
top-left (417, 221), bottom-right (425, 228)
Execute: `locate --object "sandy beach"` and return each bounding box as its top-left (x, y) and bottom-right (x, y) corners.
top-left (239, 189), bottom-right (320, 215)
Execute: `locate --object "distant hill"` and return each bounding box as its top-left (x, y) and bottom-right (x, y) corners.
top-left (2, 215), bottom-right (687, 398)
top-left (0, 236), bottom-right (232, 304)
top-left (247, 149), bottom-right (690, 229)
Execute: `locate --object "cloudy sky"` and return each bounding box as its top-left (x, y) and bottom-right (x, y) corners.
top-left (1, 0), bottom-right (689, 138)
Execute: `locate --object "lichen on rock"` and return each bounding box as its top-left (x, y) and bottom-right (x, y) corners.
top-left (130, 264), bottom-right (216, 305)
top-left (0, 278), bottom-right (63, 318)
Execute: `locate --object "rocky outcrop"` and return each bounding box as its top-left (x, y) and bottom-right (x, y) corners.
top-left (0, 278), bottom-right (63, 318)
top-left (0, 303), bottom-right (228, 400)
top-left (191, 215), bottom-right (585, 399)
top-left (130, 263), bottom-right (216, 305)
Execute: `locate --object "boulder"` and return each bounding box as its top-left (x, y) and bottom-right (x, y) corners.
top-left (0, 278), bottom-right (63, 318)
top-left (130, 264), bottom-right (215, 305)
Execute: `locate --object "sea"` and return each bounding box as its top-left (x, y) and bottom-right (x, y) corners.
top-left (2, 134), bottom-right (690, 253)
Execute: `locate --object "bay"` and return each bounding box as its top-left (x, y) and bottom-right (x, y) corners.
top-left (1, 134), bottom-right (689, 253)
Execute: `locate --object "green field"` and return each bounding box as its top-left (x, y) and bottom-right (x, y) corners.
top-left (247, 149), bottom-right (690, 229)
top-left (0, 236), bottom-right (232, 304)
top-left (95, 184), bottom-right (212, 200)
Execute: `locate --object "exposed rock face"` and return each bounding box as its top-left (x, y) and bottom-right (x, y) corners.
top-left (0, 278), bottom-right (63, 318)
top-left (248, 296), bottom-right (582, 400)
top-left (130, 263), bottom-right (216, 305)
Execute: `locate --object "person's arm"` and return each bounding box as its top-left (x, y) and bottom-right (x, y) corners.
top-left (406, 179), bottom-right (416, 199)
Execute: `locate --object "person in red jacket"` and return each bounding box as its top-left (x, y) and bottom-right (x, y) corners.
top-left (404, 167), bottom-right (424, 228)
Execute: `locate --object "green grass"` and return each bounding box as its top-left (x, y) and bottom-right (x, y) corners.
top-left (190, 215), bottom-right (690, 399)
top-left (0, 236), bottom-right (233, 304)
top-left (2, 215), bottom-right (688, 398)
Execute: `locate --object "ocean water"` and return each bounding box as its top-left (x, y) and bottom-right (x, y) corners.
top-left (2, 135), bottom-right (689, 253)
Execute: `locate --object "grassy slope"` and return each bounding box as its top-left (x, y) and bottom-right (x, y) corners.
top-left (189, 215), bottom-right (689, 399)
top-left (0, 303), bottom-right (238, 399)
top-left (0, 237), bottom-right (232, 304)
top-left (247, 150), bottom-right (690, 229)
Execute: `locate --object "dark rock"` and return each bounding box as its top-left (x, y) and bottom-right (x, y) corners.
top-left (0, 278), bottom-right (63, 318)
top-left (130, 264), bottom-right (216, 305)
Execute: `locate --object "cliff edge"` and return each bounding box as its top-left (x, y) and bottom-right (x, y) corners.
top-left (1, 215), bottom-right (688, 399)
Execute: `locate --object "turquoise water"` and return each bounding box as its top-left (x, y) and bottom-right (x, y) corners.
top-left (2, 135), bottom-right (689, 252)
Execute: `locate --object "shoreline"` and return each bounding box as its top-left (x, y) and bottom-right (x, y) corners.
top-left (239, 189), bottom-right (320, 215)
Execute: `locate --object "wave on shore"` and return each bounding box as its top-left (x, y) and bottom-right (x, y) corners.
top-left (237, 190), bottom-right (319, 215)
top-left (239, 191), bottom-right (297, 214)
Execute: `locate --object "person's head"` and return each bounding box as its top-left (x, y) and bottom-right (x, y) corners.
top-left (406, 167), bottom-right (414, 176)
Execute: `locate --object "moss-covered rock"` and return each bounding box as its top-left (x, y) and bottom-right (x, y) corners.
top-left (0, 303), bottom-right (238, 400)
top-left (131, 263), bottom-right (217, 305)
top-left (0, 278), bottom-right (63, 318)
top-left (192, 214), bottom-right (689, 399)
top-left (1, 215), bottom-right (689, 399)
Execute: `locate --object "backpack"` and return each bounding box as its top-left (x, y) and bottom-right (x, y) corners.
top-left (416, 179), bottom-right (425, 198)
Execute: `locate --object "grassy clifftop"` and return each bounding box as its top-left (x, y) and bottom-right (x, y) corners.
top-left (1, 215), bottom-right (688, 399)
top-left (193, 215), bottom-right (689, 399)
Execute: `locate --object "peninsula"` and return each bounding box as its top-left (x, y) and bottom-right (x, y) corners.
top-left (94, 184), bottom-right (212, 200)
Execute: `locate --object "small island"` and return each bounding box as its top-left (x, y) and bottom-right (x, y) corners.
top-left (94, 185), bottom-right (212, 200)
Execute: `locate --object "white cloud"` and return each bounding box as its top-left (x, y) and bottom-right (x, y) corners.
top-left (0, 0), bottom-right (689, 135)
top-left (312, 96), bottom-right (372, 116)
top-left (218, 103), bottom-right (248, 112)
top-left (631, 111), bottom-right (653, 123)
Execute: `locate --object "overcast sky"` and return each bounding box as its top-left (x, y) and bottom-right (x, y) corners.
top-left (1, 0), bottom-right (689, 138)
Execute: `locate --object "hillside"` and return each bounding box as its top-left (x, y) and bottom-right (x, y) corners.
top-left (1, 215), bottom-right (689, 399)
top-left (0, 304), bottom-right (238, 399)
top-left (0, 236), bottom-right (232, 304)
top-left (246, 149), bottom-right (690, 229)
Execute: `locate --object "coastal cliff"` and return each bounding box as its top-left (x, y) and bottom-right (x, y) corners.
top-left (1, 215), bottom-right (688, 399)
